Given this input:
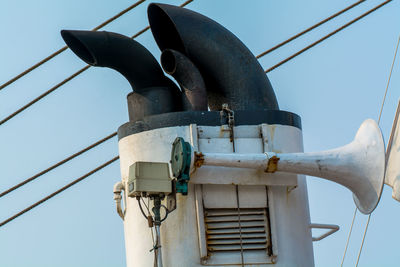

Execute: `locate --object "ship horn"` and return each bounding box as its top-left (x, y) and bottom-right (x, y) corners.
top-left (161, 49), bottom-right (208, 111)
top-left (148, 3), bottom-right (279, 111)
top-left (60, 30), bottom-right (182, 121)
top-left (172, 119), bottom-right (386, 214)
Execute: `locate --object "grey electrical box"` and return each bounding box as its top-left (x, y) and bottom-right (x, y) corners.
top-left (127, 161), bottom-right (172, 197)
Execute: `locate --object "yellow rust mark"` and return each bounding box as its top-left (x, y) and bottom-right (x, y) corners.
top-left (194, 152), bottom-right (205, 168)
top-left (269, 125), bottom-right (276, 142)
top-left (219, 126), bottom-right (225, 137)
top-left (265, 156), bottom-right (280, 173)
top-left (264, 125), bottom-right (276, 151)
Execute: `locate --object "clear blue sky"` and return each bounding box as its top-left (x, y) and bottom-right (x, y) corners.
top-left (0, 0), bottom-right (399, 266)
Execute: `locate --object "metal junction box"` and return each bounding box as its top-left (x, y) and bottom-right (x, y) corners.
top-left (127, 162), bottom-right (172, 197)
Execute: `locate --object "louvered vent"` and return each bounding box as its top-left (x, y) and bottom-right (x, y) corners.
top-left (204, 208), bottom-right (273, 265)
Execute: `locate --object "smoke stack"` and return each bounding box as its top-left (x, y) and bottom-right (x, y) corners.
top-left (61, 30), bottom-right (182, 121)
top-left (148, 3), bottom-right (279, 111)
top-left (161, 49), bottom-right (208, 111)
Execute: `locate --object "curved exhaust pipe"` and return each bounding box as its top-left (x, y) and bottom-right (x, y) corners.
top-left (148, 3), bottom-right (279, 111)
top-left (161, 49), bottom-right (208, 111)
top-left (60, 30), bottom-right (182, 121)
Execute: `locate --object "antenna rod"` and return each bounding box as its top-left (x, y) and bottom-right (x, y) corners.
top-left (152, 197), bottom-right (163, 267)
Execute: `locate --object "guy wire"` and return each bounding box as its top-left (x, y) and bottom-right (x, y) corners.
top-left (0, 0), bottom-right (194, 126)
top-left (0, 0), bottom-right (147, 91)
top-left (355, 34), bottom-right (400, 267)
top-left (265, 0), bottom-right (393, 73)
top-left (0, 156), bottom-right (119, 228)
top-left (256, 0), bottom-right (366, 59)
top-left (0, 132), bottom-right (117, 198)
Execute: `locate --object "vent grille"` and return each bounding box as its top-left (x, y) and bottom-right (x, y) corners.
top-left (205, 208), bottom-right (272, 259)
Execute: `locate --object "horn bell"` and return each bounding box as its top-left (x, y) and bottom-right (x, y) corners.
top-left (181, 119), bottom-right (385, 214)
top-left (268, 119), bottom-right (385, 214)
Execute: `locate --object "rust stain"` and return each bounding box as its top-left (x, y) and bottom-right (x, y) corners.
top-left (194, 152), bottom-right (205, 168)
top-left (265, 156), bottom-right (280, 173)
top-left (269, 125), bottom-right (276, 141)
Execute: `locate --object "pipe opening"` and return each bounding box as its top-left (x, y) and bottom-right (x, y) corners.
top-left (148, 4), bottom-right (279, 111)
top-left (61, 30), bottom-right (96, 65)
top-left (160, 50), bottom-right (176, 74)
top-left (148, 4), bottom-right (185, 53)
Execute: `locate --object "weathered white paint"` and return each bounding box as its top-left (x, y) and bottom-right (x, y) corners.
top-left (191, 125), bottom-right (298, 187)
top-left (113, 181), bottom-right (125, 220)
top-left (196, 119), bottom-right (385, 214)
top-left (309, 223), bottom-right (340, 242)
top-left (117, 123), bottom-right (314, 266)
top-left (118, 126), bottom-right (200, 267)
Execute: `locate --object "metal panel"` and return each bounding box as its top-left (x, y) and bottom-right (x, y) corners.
top-left (203, 208), bottom-right (273, 265)
top-left (198, 138), bottom-right (233, 154)
top-left (234, 138), bottom-right (264, 153)
top-left (192, 125), bottom-right (298, 187)
top-left (238, 185), bottom-right (267, 208)
top-left (190, 124), bottom-right (209, 259)
top-left (199, 125), bottom-right (236, 209)
top-left (235, 132), bottom-right (267, 209)
top-left (202, 185), bottom-right (238, 209)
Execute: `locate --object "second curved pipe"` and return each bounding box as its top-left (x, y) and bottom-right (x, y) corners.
top-left (161, 49), bottom-right (208, 111)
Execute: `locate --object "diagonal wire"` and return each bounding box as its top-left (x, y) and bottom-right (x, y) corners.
top-left (0, 156), bottom-right (119, 228)
top-left (355, 215), bottom-right (371, 266)
top-left (0, 131), bottom-right (117, 198)
top-left (355, 34), bottom-right (400, 267)
top-left (378, 35), bottom-right (400, 124)
top-left (265, 0), bottom-right (392, 73)
top-left (256, 0), bottom-right (366, 59)
top-left (340, 208), bottom-right (357, 266)
top-left (0, 0), bottom-right (194, 127)
top-left (0, 0), bottom-right (146, 91)
top-left (0, 0), bottom-right (195, 229)
top-left (0, 65), bottom-right (90, 126)
top-left (0, 0), bottom-right (387, 126)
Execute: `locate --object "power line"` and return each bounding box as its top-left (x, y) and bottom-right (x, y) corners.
top-left (0, 132), bottom-right (117, 198)
top-left (0, 0), bottom-right (390, 126)
top-left (355, 215), bottom-right (370, 266)
top-left (0, 65), bottom-right (90, 126)
top-left (340, 208), bottom-right (357, 266)
top-left (378, 35), bottom-right (400, 123)
top-left (91, 0), bottom-right (146, 31)
top-left (265, 0), bottom-right (393, 73)
top-left (0, 156), bottom-right (119, 228)
top-left (355, 33), bottom-right (400, 267)
top-left (0, 0), bottom-right (194, 127)
top-left (0, 0), bottom-right (195, 228)
top-left (256, 0), bottom-right (366, 59)
top-left (0, 0), bottom-right (146, 91)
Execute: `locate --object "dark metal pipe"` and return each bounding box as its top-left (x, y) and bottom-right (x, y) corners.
top-left (60, 30), bottom-right (182, 121)
top-left (126, 86), bottom-right (181, 121)
top-left (148, 3), bottom-right (279, 111)
top-left (161, 49), bottom-right (207, 111)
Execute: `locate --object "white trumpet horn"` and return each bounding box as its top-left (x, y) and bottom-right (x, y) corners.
top-left (193, 119), bottom-right (385, 214)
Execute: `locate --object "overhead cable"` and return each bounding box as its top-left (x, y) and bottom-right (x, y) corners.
top-left (0, 0), bottom-right (146, 91)
top-left (0, 65), bottom-right (90, 126)
top-left (0, 0), bottom-right (194, 127)
top-left (256, 0), bottom-right (366, 59)
top-left (265, 0), bottom-right (393, 73)
top-left (1, 0), bottom-right (384, 126)
top-left (355, 34), bottom-right (400, 267)
top-left (340, 208), bottom-right (357, 266)
top-left (0, 132), bottom-right (117, 198)
top-left (378, 35), bottom-right (400, 123)
top-left (0, 156), bottom-right (119, 228)
top-left (355, 215), bottom-right (371, 266)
